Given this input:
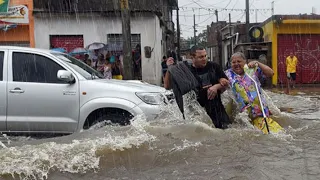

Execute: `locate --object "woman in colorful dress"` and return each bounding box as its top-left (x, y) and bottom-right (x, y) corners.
top-left (224, 52), bottom-right (283, 134)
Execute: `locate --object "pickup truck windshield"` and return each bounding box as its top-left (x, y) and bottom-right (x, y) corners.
top-left (52, 53), bottom-right (103, 80)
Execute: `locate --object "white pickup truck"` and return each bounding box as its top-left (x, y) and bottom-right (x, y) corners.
top-left (0, 46), bottom-right (172, 135)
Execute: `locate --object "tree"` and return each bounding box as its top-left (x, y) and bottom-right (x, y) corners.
top-left (197, 30), bottom-right (207, 47)
top-left (185, 29), bottom-right (207, 48)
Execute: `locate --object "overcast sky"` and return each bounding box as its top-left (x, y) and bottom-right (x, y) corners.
top-left (175, 0), bottom-right (320, 38)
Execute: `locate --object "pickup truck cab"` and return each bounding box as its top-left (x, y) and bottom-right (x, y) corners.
top-left (0, 46), bottom-right (171, 135)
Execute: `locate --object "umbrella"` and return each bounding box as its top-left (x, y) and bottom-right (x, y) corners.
top-left (69, 47), bottom-right (88, 55)
top-left (51, 48), bottom-right (67, 53)
top-left (86, 42), bottom-right (106, 50)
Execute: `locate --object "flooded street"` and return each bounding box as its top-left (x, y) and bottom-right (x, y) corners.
top-left (0, 88), bottom-right (319, 180)
top-left (0, 0), bottom-right (319, 179)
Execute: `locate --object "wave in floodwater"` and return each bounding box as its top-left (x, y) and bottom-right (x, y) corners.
top-left (0, 90), bottom-right (318, 180)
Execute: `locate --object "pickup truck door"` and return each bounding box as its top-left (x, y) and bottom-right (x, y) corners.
top-left (6, 50), bottom-right (80, 133)
top-left (0, 49), bottom-right (7, 131)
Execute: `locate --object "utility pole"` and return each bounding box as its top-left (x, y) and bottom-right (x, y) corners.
top-left (215, 9), bottom-right (219, 23)
top-left (177, 7), bottom-right (181, 61)
top-left (215, 9), bottom-right (222, 66)
top-left (245, 0), bottom-right (250, 42)
top-left (312, 7), bottom-right (316, 14)
top-left (229, 13), bottom-right (233, 56)
top-left (271, 1), bottom-right (275, 16)
top-left (193, 14), bottom-right (197, 45)
top-left (255, 10), bottom-right (258, 23)
top-left (119, 0), bottom-right (133, 80)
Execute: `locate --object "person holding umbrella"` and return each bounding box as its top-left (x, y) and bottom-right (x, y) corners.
top-left (86, 42), bottom-right (106, 68)
top-left (83, 53), bottom-right (91, 65)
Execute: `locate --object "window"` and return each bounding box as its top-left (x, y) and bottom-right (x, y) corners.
top-left (0, 51), bottom-right (3, 81)
top-left (12, 52), bottom-right (66, 83)
top-left (107, 34), bottom-right (141, 50)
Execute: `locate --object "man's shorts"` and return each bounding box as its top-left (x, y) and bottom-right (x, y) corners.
top-left (290, 73), bottom-right (296, 81)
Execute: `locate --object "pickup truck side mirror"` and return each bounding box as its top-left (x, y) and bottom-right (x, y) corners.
top-left (57, 70), bottom-right (75, 84)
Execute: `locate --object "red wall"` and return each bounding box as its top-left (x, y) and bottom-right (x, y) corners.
top-left (50, 35), bottom-right (84, 53)
top-left (277, 34), bottom-right (320, 84)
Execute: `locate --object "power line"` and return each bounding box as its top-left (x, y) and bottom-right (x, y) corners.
top-left (188, 0), bottom-right (224, 9)
top-left (218, 0), bottom-right (233, 12)
top-left (181, 24), bottom-right (207, 27)
top-left (180, 24), bottom-right (194, 27)
top-left (179, 13), bottom-right (215, 17)
top-left (236, 11), bottom-right (246, 21)
top-left (237, 0), bottom-right (255, 22)
top-left (224, 0), bottom-right (240, 20)
top-left (196, 13), bottom-right (216, 25)
top-left (208, 0), bottom-right (232, 6)
top-left (180, 1), bottom-right (199, 7)
top-left (252, 4), bottom-right (269, 18)
top-left (189, 0), bottom-right (242, 11)
top-left (181, 29), bottom-right (194, 33)
top-left (230, 0), bottom-right (240, 10)
top-left (178, 6), bottom-right (271, 12)
top-left (177, 0), bottom-right (272, 38)
top-left (231, 11), bottom-right (245, 21)
top-left (191, 0), bottom-right (206, 9)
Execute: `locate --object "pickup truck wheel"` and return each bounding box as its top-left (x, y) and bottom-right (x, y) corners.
top-left (84, 108), bottom-right (134, 129)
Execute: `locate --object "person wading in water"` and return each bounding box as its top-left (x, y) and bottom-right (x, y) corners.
top-left (164, 45), bottom-right (231, 129)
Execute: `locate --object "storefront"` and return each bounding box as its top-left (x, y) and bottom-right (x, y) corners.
top-left (0, 0), bottom-right (34, 47)
top-left (262, 15), bottom-right (320, 85)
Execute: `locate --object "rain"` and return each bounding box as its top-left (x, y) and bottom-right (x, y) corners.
top-left (0, 0), bottom-right (319, 180)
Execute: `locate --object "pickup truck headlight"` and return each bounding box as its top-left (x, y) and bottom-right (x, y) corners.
top-left (136, 92), bottom-right (164, 105)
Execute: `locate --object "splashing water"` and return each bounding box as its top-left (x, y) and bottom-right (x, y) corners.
top-left (0, 115), bottom-right (157, 180)
top-left (0, 89), bottom-right (318, 180)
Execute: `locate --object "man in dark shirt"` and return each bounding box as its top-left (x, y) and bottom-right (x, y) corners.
top-left (161, 56), bottom-right (168, 84)
top-left (164, 46), bottom-right (231, 129)
top-left (161, 56), bottom-right (168, 76)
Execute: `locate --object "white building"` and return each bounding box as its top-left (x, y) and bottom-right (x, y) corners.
top-left (33, 0), bottom-right (177, 85)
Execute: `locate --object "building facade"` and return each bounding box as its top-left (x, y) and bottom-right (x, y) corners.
top-left (261, 15), bottom-right (320, 85)
top-left (0, 0), bottom-right (35, 47)
top-left (32, 0), bottom-right (177, 85)
top-left (220, 22), bottom-right (262, 70)
top-left (207, 21), bottom-right (227, 65)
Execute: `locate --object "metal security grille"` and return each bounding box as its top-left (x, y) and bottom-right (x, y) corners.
top-left (107, 34), bottom-right (141, 49)
top-left (50, 35), bottom-right (84, 52)
top-left (277, 34), bottom-right (320, 84)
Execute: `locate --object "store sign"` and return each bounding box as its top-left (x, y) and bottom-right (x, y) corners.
top-left (0, 0), bottom-right (10, 13)
top-left (0, 5), bottom-right (29, 24)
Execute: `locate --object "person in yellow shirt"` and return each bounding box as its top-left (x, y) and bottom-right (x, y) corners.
top-left (286, 52), bottom-right (298, 88)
